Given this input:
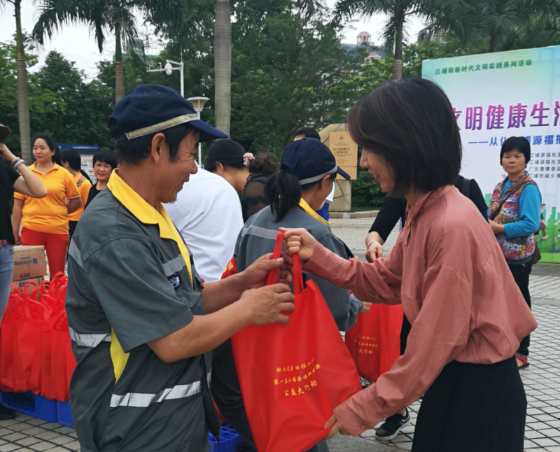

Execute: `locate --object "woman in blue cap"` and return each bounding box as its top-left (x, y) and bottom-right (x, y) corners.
top-left (216, 137), bottom-right (367, 452)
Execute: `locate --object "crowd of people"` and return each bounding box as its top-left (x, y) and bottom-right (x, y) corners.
top-left (0, 77), bottom-right (542, 452)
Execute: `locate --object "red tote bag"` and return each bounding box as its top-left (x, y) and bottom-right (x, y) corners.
top-left (231, 232), bottom-right (362, 452)
top-left (345, 304), bottom-right (403, 382)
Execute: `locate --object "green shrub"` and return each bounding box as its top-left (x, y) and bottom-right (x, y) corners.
top-left (351, 167), bottom-right (385, 207)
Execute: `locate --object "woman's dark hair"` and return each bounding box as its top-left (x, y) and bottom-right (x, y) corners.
top-left (60, 148), bottom-right (81, 171)
top-left (500, 137), bottom-right (531, 165)
top-left (294, 127), bottom-right (321, 141)
top-left (33, 134), bottom-right (62, 165)
top-left (93, 149), bottom-right (118, 169)
top-left (60, 148), bottom-right (93, 183)
top-left (247, 156), bottom-right (278, 181)
top-left (265, 165), bottom-right (336, 222)
top-left (205, 139), bottom-right (246, 172)
top-left (347, 78), bottom-right (462, 197)
top-left (108, 119), bottom-right (196, 165)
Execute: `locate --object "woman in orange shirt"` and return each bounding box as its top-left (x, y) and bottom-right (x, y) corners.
top-left (283, 79), bottom-right (536, 452)
top-left (12, 134), bottom-right (81, 277)
top-left (60, 148), bottom-right (92, 240)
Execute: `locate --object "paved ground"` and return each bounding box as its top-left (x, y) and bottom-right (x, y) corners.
top-left (0, 217), bottom-right (559, 452)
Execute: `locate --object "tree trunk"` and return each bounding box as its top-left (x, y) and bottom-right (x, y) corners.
top-left (214, 0), bottom-right (232, 136)
top-left (15, 0), bottom-right (31, 162)
top-left (392, 18), bottom-right (404, 80)
top-left (115, 30), bottom-right (125, 103)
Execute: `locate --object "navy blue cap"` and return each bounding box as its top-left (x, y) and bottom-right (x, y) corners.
top-left (281, 138), bottom-right (350, 184)
top-left (110, 84), bottom-right (228, 143)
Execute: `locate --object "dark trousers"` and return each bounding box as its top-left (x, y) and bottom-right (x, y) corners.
top-left (507, 261), bottom-right (532, 357)
top-left (400, 315), bottom-right (412, 356)
top-left (211, 340), bottom-right (329, 452)
top-left (413, 358), bottom-right (526, 452)
top-left (69, 221), bottom-right (78, 242)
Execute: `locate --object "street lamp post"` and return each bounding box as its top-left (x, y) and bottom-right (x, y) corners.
top-left (146, 59), bottom-right (184, 97)
top-left (187, 96), bottom-right (210, 166)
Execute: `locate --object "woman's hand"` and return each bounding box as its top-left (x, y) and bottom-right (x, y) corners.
top-left (324, 414), bottom-right (350, 440)
top-left (0, 143), bottom-right (17, 163)
top-left (280, 228), bottom-right (317, 261)
top-left (489, 220), bottom-right (505, 234)
top-left (365, 240), bottom-right (383, 262)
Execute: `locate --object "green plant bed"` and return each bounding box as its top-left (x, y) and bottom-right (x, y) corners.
top-left (351, 168), bottom-right (385, 208)
top-left (350, 206), bottom-right (379, 213)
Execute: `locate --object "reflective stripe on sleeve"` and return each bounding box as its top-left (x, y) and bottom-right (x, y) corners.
top-left (69, 327), bottom-right (111, 347)
top-left (68, 240), bottom-right (83, 268)
top-left (110, 373), bottom-right (211, 408)
top-left (241, 225), bottom-right (278, 240)
top-left (162, 255), bottom-right (186, 277)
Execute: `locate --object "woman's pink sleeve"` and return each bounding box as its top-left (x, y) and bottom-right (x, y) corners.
top-left (303, 241), bottom-right (403, 305)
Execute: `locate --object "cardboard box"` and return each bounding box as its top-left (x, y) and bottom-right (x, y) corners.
top-left (12, 245), bottom-right (47, 281)
top-left (12, 277), bottom-right (45, 295)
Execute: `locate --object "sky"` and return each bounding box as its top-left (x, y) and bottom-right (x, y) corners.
top-left (0, 0), bottom-right (425, 78)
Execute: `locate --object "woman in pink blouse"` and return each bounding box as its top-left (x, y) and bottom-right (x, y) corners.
top-left (283, 78), bottom-right (536, 452)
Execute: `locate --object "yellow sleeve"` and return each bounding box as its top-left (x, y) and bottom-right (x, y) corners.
top-left (14, 191), bottom-right (26, 200)
top-left (79, 180), bottom-right (92, 204)
top-left (66, 172), bottom-right (81, 199)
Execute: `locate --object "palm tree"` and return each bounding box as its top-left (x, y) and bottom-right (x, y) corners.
top-left (33, 0), bottom-right (139, 103)
top-left (2, 0), bottom-right (32, 161)
top-left (334, 0), bottom-right (430, 79)
top-left (214, 0), bottom-right (231, 135)
top-left (420, 0), bottom-right (560, 53)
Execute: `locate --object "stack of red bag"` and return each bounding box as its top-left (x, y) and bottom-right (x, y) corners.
top-left (0, 274), bottom-right (76, 401)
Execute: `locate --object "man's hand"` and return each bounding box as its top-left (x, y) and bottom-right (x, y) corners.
top-left (281, 228), bottom-right (317, 261)
top-left (240, 283), bottom-right (295, 326)
top-left (361, 302), bottom-right (372, 314)
top-left (0, 144), bottom-right (16, 163)
top-left (365, 240), bottom-right (383, 262)
top-left (324, 414), bottom-right (350, 440)
top-left (241, 253), bottom-right (293, 289)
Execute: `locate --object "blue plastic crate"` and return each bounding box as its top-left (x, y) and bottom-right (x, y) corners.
top-left (208, 424), bottom-right (243, 452)
top-left (0, 391), bottom-right (58, 423)
top-left (57, 400), bottom-right (75, 428)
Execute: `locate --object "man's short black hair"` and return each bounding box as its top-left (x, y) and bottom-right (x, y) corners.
top-left (108, 118), bottom-right (197, 165)
top-left (347, 78), bottom-right (462, 197)
top-left (500, 137), bottom-right (531, 165)
top-left (60, 148), bottom-right (82, 171)
top-left (294, 127), bottom-right (321, 141)
top-left (93, 149), bottom-right (118, 169)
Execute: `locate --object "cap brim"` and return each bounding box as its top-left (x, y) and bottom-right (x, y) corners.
top-left (190, 120), bottom-right (228, 142)
top-left (337, 167), bottom-right (351, 180)
top-left (0, 125), bottom-right (10, 143)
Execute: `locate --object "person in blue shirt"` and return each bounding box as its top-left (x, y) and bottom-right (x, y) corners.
top-left (489, 136), bottom-right (541, 369)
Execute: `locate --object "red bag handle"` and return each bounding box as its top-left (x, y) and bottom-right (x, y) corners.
top-left (292, 253), bottom-right (303, 295)
top-left (266, 231), bottom-right (303, 295)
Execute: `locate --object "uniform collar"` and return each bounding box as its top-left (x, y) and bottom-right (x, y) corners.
top-left (299, 198), bottom-right (330, 226)
top-left (107, 169), bottom-right (174, 240)
top-left (107, 169), bottom-right (193, 283)
top-left (30, 162), bottom-right (60, 175)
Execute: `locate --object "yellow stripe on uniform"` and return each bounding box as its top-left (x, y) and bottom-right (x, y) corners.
top-left (110, 330), bottom-right (130, 383)
top-left (298, 198), bottom-right (330, 226)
